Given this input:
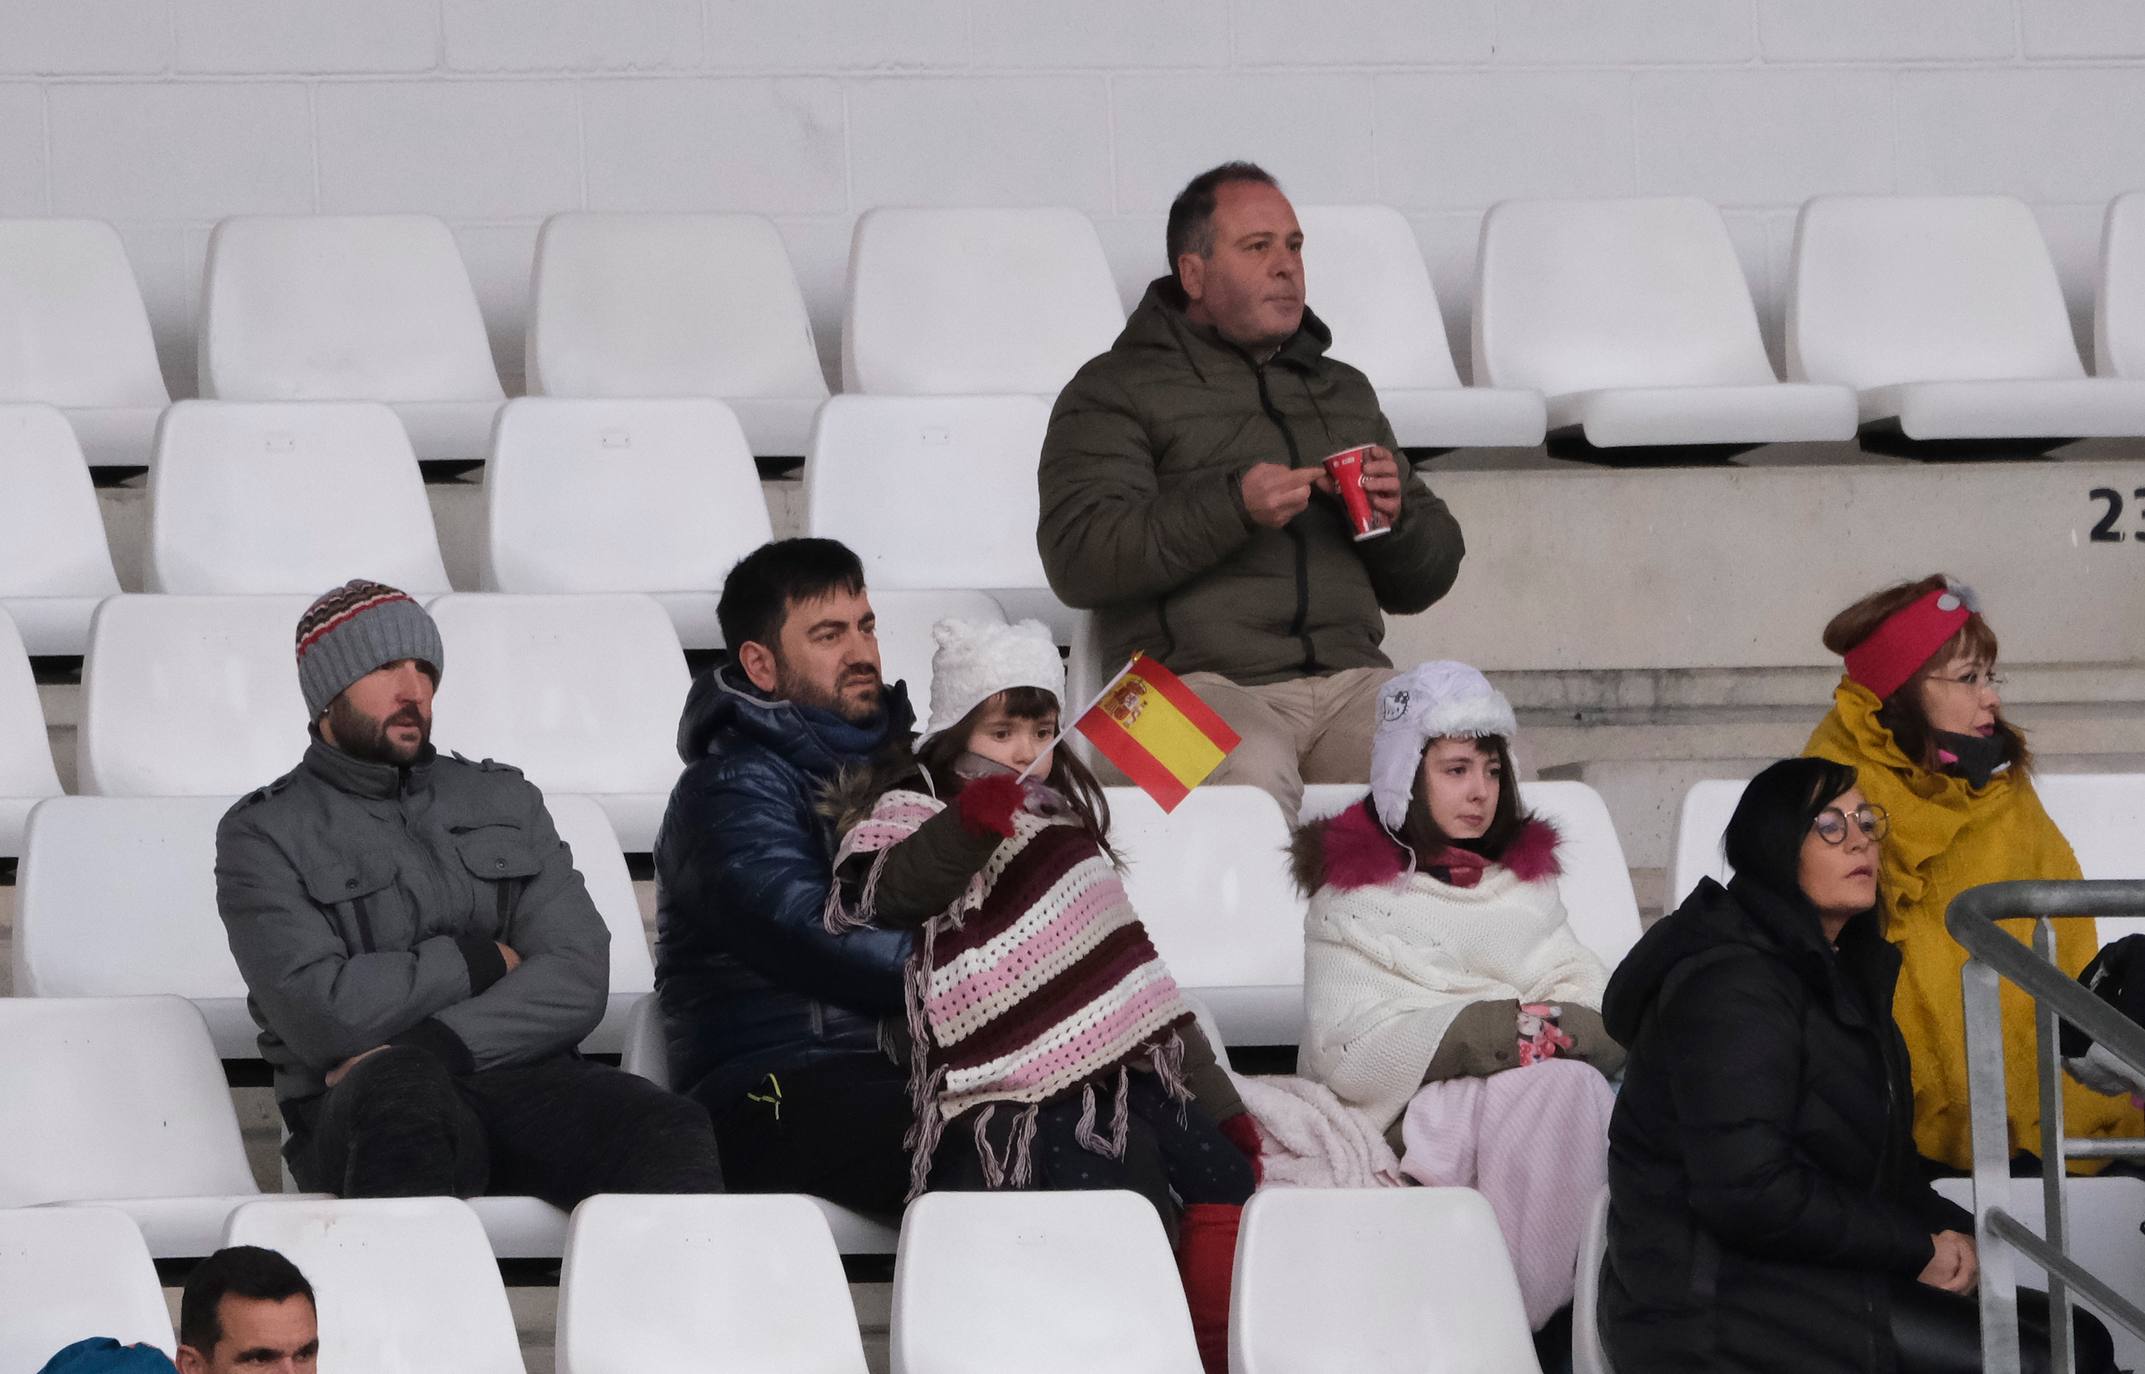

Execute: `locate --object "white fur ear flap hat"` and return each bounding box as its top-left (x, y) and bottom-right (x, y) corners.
top-left (919, 618), bottom-right (1066, 743)
top-left (1370, 660), bottom-right (1518, 830)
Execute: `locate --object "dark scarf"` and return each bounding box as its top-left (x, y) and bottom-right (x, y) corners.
top-left (1934, 729), bottom-right (2008, 788)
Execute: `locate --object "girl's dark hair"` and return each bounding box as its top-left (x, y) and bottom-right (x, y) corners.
top-left (914, 685), bottom-right (1117, 862)
top-left (1400, 734), bottom-right (1527, 861)
top-left (1723, 756), bottom-right (1863, 906)
top-left (1821, 573), bottom-right (2031, 776)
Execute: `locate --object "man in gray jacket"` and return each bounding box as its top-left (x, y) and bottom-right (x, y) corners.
top-left (215, 580), bottom-right (721, 1202)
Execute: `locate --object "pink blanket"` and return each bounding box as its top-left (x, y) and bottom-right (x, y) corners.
top-left (1228, 1072), bottom-right (1406, 1190)
top-left (1399, 1058), bottom-right (1615, 1329)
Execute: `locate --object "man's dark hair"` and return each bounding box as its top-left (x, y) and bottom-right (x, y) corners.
top-left (179, 1246), bottom-right (315, 1352)
top-left (716, 538), bottom-right (867, 655)
top-left (1165, 161), bottom-right (1280, 273)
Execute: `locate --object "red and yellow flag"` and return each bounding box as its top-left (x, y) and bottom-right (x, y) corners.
top-left (1071, 653), bottom-right (1240, 812)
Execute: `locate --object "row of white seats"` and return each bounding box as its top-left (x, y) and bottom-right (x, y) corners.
top-left (0, 1185), bottom-right (1542, 1374)
top-left (12, 194), bottom-right (2145, 466)
top-left (0, 390), bottom-right (1054, 656)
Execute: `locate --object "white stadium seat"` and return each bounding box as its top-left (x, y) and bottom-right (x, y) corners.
top-left (1572, 1186), bottom-right (1614, 1374)
top-left (1111, 785), bottom-right (1304, 1046)
top-left (1667, 777), bottom-right (1748, 911)
top-left (146, 400), bottom-right (451, 595)
top-left (843, 207), bottom-right (1125, 397)
top-left (2097, 191), bottom-right (2145, 379)
top-left (527, 212), bottom-right (830, 458)
top-left (0, 218), bottom-right (170, 467)
top-left (0, 996), bottom-right (290, 1259)
top-left (1934, 1175), bottom-right (2145, 1373)
top-left (481, 396), bottom-right (773, 650)
top-left (428, 593), bottom-right (690, 852)
top-left (0, 612), bottom-right (62, 859)
top-left (76, 594), bottom-right (313, 798)
top-left (1789, 195), bottom-right (2145, 441)
top-left (558, 1194), bottom-right (869, 1374)
top-left (1296, 204), bottom-right (1545, 449)
top-left (1299, 781), bottom-right (1643, 972)
top-left (223, 1197), bottom-right (523, 1374)
top-left (0, 403), bottom-right (121, 654)
top-left (1233, 1187), bottom-right (1541, 1374)
top-left (1475, 197), bottom-right (1855, 448)
top-left (0, 1208), bottom-right (176, 1368)
top-left (16, 793), bottom-right (650, 1059)
top-left (892, 1189), bottom-right (1202, 1374)
top-left (806, 394), bottom-right (1069, 633)
top-left (868, 588), bottom-right (1008, 717)
top-left (199, 214), bottom-right (505, 462)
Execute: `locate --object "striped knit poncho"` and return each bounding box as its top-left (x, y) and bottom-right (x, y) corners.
top-left (826, 786), bottom-right (1195, 1196)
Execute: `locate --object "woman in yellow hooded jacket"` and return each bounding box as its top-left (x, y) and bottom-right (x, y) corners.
top-left (1804, 574), bottom-right (2141, 1172)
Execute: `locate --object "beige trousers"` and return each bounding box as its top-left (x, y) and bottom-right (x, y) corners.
top-left (1176, 666), bottom-right (1395, 819)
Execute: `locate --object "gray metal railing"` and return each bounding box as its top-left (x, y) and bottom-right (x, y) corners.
top-left (1949, 879), bottom-right (2145, 1374)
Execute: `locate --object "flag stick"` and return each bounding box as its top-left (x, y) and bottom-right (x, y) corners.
top-left (1017, 654), bottom-right (1138, 783)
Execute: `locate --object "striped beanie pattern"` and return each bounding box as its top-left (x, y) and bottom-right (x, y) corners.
top-left (294, 579), bottom-right (445, 719)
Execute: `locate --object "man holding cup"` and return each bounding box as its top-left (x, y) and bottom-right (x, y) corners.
top-left (1038, 161), bottom-right (1467, 816)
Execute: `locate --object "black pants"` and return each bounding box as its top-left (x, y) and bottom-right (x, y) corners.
top-left (706, 1053), bottom-right (915, 1218)
top-left (1892, 1279), bottom-right (2118, 1374)
top-left (285, 1046), bottom-right (723, 1205)
top-left (930, 1074), bottom-right (1257, 1248)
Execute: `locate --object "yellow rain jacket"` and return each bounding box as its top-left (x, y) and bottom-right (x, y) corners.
top-left (1806, 679), bottom-right (2143, 1171)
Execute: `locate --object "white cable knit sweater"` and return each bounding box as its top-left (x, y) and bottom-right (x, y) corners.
top-left (1297, 803), bottom-right (1612, 1132)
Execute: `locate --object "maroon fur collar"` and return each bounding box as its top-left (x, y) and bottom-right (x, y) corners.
top-left (1294, 798), bottom-right (1563, 893)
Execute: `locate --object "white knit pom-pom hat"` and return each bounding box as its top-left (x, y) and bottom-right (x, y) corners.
top-left (918, 617), bottom-right (1066, 743)
top-left (1370, 660), bottom-right (1518, 830)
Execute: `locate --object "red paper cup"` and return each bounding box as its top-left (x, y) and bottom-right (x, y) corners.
top-left (1322, 445), bottom-right (1390, 541)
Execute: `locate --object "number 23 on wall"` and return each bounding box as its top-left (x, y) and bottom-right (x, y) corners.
top-left (2089, 488), bottom-right (2145, 542)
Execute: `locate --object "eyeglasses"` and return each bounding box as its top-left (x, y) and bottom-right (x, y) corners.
top-left (1812, 804), bottom-right (1889, 845)
top-left (1928, 668), bottom-right (2006, 693)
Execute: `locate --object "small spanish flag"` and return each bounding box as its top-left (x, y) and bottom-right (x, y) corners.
top-left (1070, 653), bottom-right (1241, 812)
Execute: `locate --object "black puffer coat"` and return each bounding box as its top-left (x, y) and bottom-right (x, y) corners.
top-left (1598, 876), bottom-right (1972, 1374)
top-left (653, 666), bottom-right (915, 1109)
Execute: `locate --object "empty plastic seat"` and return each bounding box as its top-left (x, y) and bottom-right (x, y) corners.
top-left (146, 400), bottom-right (451, 595)
top-left (1296, 205), bottom-right (1545, 449)
top-left (844, 207), bottom-right (1125, 396)
top-left (0, 612), bottom-right (62, 859)
top-left (199, 214), bottom-right (505, 462)
top-left (15, 793), bottom-right (650, 1058)
top-left (1667, 777), bottom-right (1752, 909)
top-left (558, 1194), bottom-right (869, 1374)
top-left (427, 593), bottom-right (690, 851)
top-left (1933, 1175), bottom-right (2145, 1371)
top-left (1789, 195), bottom-right (2145, 440)
top-left (892, 1189), bottom-right (1202, 1374)
top-left (2036, 773), bottom-right (2145, 943)
top-left (0, 403), bottom-right (122, 654)
top-left (0, 996), bottom-right (283, 1258)
top-left (527, 212), bottom-right (831, 457)
top-left (868, 588), bottom-right (1007, 713)
top-left (2097, 192), bottom-right (2145, 378)
top-left (76, 594), bottom-right (313, 797)
top-left (0, 1207), bottom-right (176, 1368)
top-left (1299, 781), bottom-right (1641, 972)
top-left (0, 219), bottom-right (170, 467)
top-left (1109, 785), bottom-right (1304, 1045)
top-left (1476, 198), bottom-right (1856, 448)
top-left (481, 397), bottom-right (772, 650)
top-left (223, 1197), bottom-right (522, 1374)
top-left (1233, 1187), bottom-right (1541, 1373)
top-left (806, 394), bottom-right (1067, 633)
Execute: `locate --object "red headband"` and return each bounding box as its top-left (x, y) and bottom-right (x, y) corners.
top-left (1842, 585), bottom-right (1974, 700)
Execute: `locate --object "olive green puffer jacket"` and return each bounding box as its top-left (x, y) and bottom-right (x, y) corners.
top-left (1037, 277), bottom-right (1465, 686)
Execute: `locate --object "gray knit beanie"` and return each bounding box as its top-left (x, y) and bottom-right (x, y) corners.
top-left (294, 579), bottom-right (445, 719)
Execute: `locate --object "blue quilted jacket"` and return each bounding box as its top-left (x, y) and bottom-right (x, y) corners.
top-left (653, 665), bottom-right (915, 1109)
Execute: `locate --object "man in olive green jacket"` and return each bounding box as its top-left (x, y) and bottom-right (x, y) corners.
top-left (1038, 162), bottom-right (1465, 815)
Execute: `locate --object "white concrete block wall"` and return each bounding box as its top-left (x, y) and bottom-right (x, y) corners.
top-left (5, 1), bottom-right (2145, 400)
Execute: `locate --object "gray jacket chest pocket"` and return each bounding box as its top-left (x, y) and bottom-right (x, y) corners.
top-left (301, 856), bottom-right (402, 954)
top-left (454, 829), bottom-right (546, 940)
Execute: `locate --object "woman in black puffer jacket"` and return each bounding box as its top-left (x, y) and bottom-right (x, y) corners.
top-left (1598, 756), bottom-right (2113, 1374)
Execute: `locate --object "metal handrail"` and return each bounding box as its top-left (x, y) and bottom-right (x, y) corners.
top-left (1947, 879), bottom-right (2145, 1374)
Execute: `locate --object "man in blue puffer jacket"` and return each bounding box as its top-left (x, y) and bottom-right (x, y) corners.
top-left (655, 538), bottom-right (917, 1215)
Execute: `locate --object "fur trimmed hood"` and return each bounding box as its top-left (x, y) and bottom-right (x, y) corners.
top-left (1289, 797), bottom-right (1561, 896)
top-left (816, 750), bottom-right (932, 839)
